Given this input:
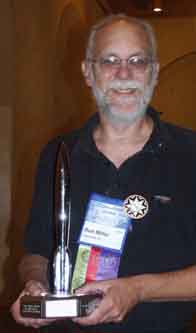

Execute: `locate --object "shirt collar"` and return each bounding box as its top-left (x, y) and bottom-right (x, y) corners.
top-left (72, 107), bottom-right (170, 157)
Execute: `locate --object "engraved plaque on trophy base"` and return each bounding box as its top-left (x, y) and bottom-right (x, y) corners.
top-left (20, 293), bottom-right (101, 318)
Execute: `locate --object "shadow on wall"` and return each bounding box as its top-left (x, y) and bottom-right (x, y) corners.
top-left (54, 2), bottom-right (96, 135)
top-left (152, 51), bottom-right (196, 130)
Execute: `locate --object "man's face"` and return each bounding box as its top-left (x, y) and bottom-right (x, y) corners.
top-left (83, 21), bottom-right (159, 125)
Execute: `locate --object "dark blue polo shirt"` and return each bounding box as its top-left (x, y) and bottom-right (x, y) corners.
top-left (25, 108), bottom-right (196, 332)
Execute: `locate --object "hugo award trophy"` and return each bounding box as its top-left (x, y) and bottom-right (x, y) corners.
top-left (20, 141), bottom-right (101, 318)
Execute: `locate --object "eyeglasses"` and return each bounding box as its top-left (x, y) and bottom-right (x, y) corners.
top-left (89, 54), bottom-right (154, 73)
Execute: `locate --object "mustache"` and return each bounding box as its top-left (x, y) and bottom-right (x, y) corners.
top-left (106, 80), bottom-right (144, 91)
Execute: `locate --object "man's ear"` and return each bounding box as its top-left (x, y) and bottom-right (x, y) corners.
top-left (152, 62), bottom-right (160, 87)
top-left (155, 62), bottom-right (160, 82)
top-left (81, 61), bottom-right (93, 87)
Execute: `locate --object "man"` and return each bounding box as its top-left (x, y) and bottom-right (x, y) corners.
top-left (11, 14), bottom-right (196, 332)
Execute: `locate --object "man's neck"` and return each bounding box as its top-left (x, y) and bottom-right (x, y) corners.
top-left (93, 113), bottom-right (154, 168)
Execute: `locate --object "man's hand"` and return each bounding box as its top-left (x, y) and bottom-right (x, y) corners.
top-left (73, 266), bottom-right (196, 327)
top-left (10, 280), bottom-right (55, 328)
top-left (73, 277), bottom-right (141, 326)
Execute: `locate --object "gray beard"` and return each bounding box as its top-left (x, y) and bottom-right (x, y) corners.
top-left (92, 78), bottom-right (156, 126)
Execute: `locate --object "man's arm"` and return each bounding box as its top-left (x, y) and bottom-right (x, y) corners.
top-left (18, 254), bottom-right (49, 289)
top-left (136, 265), bottom-right (196, 302)
top-left (73, 265), bottom-right (196, 326)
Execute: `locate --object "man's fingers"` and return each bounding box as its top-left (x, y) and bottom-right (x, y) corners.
top-left (25, 280), bottom-right (47, 296)
top-left (10, 285), bottom-right (53, 328)
top-left (75, 280), bottom-right (107, 296)
top-left (73, 295), bottom-right (112, 325)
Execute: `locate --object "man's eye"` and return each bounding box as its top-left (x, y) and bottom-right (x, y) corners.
top-left (129, 57), bottom-right (146, 66)
top-left (101, 57), bottom-right (119, 65)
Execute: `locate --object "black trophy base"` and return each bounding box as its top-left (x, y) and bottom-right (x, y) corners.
top-left (20, 293), bottom-right (101, 318)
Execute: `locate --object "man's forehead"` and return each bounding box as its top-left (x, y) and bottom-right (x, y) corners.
top-left (97, 19), bottom-right (145, 33)
top-left (93, 20), bottom-right (150, 55)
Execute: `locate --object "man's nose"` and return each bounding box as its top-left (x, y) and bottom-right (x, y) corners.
top-left (115, 62), bottom-right (133, 80)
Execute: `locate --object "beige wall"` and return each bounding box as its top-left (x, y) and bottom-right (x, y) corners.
top-left (1, 1), bottom-right (196, 305)
top-left (150, 17), bottom-right (196, 129)
top-left (151, 17), bottom-right (196, 67)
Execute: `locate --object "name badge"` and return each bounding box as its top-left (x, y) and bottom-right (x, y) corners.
top-left (79, 193), bottom-right (131, 254)
top-left (71, 194), bottom-right (131, 291)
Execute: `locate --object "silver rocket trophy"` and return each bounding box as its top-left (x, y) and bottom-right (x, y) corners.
top-left (52, 140), bottom-right (72, 297)
top-left (20, 141), bottom-right (101, 318)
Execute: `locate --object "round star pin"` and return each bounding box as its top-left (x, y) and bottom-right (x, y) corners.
top-left (123, 194), bottom-right (149, 220)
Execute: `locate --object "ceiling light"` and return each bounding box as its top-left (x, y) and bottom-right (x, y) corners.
top-left (153, 0), bottom-right (163, 12)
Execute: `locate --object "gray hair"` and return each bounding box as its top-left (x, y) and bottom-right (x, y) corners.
top-left (85, 14), bottom-right (158, 61)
